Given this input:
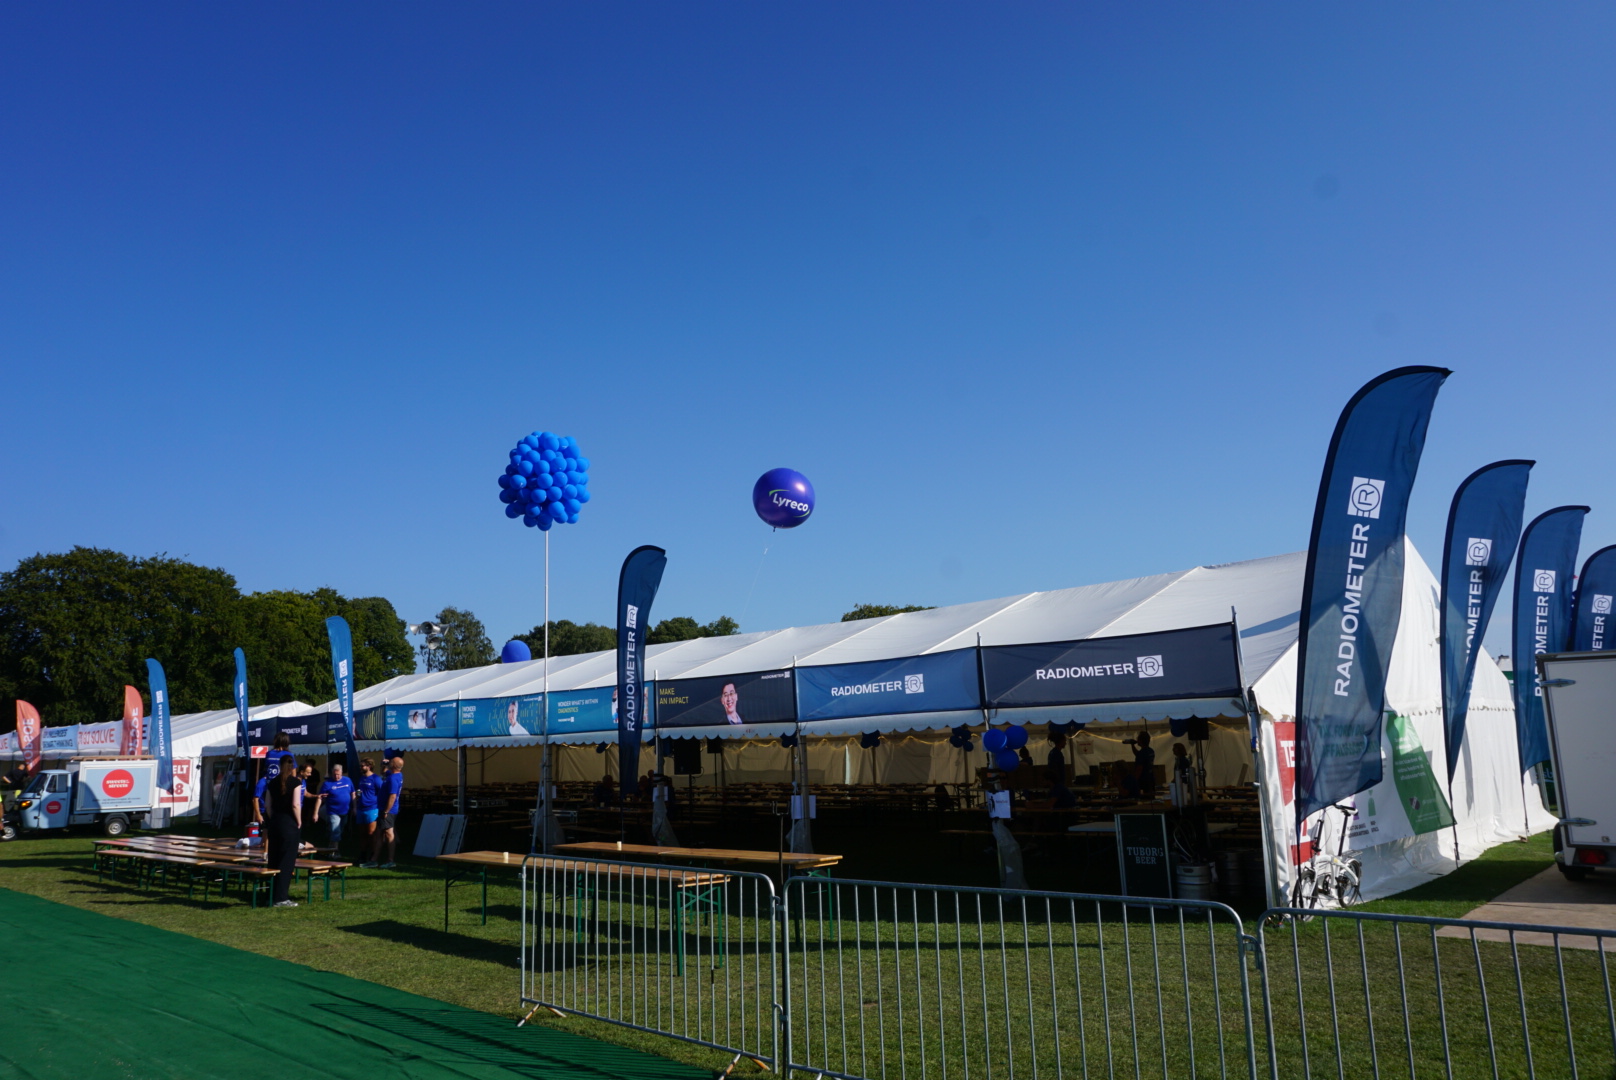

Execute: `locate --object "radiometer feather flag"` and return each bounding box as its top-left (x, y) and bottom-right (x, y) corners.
top-left (1513, 506), bottom-right (1587, 770)
top-left (325, 617), bottom-right (360, 777)
top-left (1295, 367), bottom-right (1449, 820)
top-left (145, 659), bottom-right (173, 790)
top-left (1438, 461), bottom-right (1532, 780)
top-left (617, 546), bottom-right (668, 800)
top-left (1572, 546), bottom-right (1616, 653)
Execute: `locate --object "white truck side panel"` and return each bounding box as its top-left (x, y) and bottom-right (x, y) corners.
top-left (1541, 652), bottom-right (1616, 848)
top-left (74, 760), bottom-right (158, 813)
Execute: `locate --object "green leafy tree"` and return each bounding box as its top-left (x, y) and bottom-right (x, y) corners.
top-left (434, 606), bottom-right (495, 670)
top-left (236, 590), bottom-right (413, 704)
top-left (0, 547), bottom-right (245, 726)
top-left (513, 620), bottom-right (617, 658)
top-left (649, 615), bottom-right (740, 644)
top-left (841, 604), bottom-right (934, 622)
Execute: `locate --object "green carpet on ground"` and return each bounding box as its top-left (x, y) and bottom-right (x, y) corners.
top-left (0, 888), bottom-right (709, 1080)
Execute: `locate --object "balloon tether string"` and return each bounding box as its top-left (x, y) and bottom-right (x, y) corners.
top-left (739, 541), bottom-right (772, 629)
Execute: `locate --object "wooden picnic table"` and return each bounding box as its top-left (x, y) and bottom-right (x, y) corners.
top-left (94, 837), bottom-right (350, 904)
top-left (553, 841), bottom-right (841, 878)
top-left (434, 850), bottom-right (730, 937)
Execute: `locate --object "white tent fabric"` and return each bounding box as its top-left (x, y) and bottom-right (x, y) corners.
top-left (288, 541), bottom-right (1545, 902)
top-left (167, 701), bottom-right (315, 816)
top-left (1251, 539), bottom-right (1555, 902)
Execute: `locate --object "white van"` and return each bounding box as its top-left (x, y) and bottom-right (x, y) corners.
top-left (1539, 650), bottom-right (1616, 880)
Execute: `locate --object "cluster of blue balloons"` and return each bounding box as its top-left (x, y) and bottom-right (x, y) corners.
top-left (497, 431), bottom-right (590, 530)
top-left (859, 731), bottom-right (882, 749)
top-left (948, 725), bottom-right (975, 753)
top-left (982, 725), bottom-right (1028, 773)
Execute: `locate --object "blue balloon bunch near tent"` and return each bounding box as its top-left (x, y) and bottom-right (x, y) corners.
top-left (497, 431), bottom-right (590, 530)
top-left (981, 725), bottom-right (1027, 772)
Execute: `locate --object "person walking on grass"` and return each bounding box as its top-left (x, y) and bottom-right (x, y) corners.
top-left (323, 762), bottom-right (353, 854)
top-left (376, 756), bottom-right (404, 868)
top-left (357, 759), bottom-right (382, 867)
top-left (264, 755), bottom-right (304, 908)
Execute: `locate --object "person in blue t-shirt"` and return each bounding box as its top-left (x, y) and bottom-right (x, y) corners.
top-left (322, 762), bottom-right (354, 852)
top-left (356, 759), bottom-right (382, 866)
top-left (377, 757), bottom-right (404, 868)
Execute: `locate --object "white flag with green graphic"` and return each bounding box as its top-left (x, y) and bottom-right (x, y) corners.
top-left (1343, 713), bottom-right (1454, 848)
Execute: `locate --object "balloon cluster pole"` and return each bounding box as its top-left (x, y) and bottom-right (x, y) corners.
top-left (541, 529), bottom-right (552, 855)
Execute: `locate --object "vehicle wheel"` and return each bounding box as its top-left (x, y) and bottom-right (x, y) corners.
top-left (1, 823), bottom-right (15, 842)
top-left (1559, 864), bottom-right (1593, 882)
top-left (103, 814), bottom-right (129, 837)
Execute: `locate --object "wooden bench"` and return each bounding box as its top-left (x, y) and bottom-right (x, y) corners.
top-left (95, 839), bottom-right (348, 906)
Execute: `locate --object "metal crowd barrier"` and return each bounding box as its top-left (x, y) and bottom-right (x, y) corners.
top-left (517, 856), bottom-right (1613, 1080)
top-left (1257, 907), bottom-right (1616, 1080)
top-left (781, 877), bottom-right (1258, 1080)
top-left (519, 854), bottom-right (781, 1072)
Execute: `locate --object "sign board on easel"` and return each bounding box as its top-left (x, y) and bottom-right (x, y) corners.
top-left (1115, 813), bottom-right (1173, 899)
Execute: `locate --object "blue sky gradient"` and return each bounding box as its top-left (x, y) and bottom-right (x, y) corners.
top-left (2, 4), bottom-right (1612, 661)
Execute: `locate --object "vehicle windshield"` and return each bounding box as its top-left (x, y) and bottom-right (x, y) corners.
top-left (22, 773), bottom-right (48, 796)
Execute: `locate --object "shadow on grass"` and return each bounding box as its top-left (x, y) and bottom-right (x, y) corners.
top-left (314, 994), bottom-right (709, 1079)
top-left (339, 919), bottom-right (521, 968)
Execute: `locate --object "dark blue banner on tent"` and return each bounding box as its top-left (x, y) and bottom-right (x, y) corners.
top-left (617, 546), bottom-right (667, 798)
top-left (1294, 366), bottom-right (1449, 820)
top-left (1439, 460), bottom-right (1532, 781)
top-left (798, 648), bottom-right (982, 722)
top-left (276, 713), bottom-right (329, 745)
top-left (982, 625), bottom-right (1242, 709)
top-left (145, 658), bottom-right (173, 790)
top-left (233, 647), bottom-right (250, 758)
top-left (656, 669), bottom-right (797, 727)
top-left (1512, 506), bottom-right (1587, 770)
top-left (244, 714), bottom-right (273, 751)
top-left (325, 616), bottom-right (360, 776)
top-left (1573, 546), bottom-right (1616, 653)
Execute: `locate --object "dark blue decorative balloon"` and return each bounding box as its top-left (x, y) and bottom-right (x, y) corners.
top-left (994, 749), bottom-right (1021, 772)
top-left (1004, 726), bottom-right (1028, 750)
top-left (498, 430), bottom-right (590, 529)
top-left (981, 728), bottom-right (1007, 752)
top-left (501, 639), bottom-right (532, 663)
top-left (752, 467), bottom-right (815, 529)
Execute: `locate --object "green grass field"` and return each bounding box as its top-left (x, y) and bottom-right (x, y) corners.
top-left (0, 826), bottom-right (1586, 1079)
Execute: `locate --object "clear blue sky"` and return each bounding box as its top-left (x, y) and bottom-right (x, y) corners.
top-left (3, 4), bottom-right (1612, 664)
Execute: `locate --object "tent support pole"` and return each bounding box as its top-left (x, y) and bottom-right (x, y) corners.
top-left (456, 745), bottom-right (467, 816)
top-left (1232, 607), bottom-right (1284, 911)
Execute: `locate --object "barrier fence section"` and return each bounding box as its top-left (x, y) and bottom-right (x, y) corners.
top-left (1257, 907), bottom-right (1616, 1080)
top-left (781, 877), bottom-right (1259, 1080)
top-left (517, 856), bottom-right (1616, 1080)
top-left (519, 855), bottom-right (781, 1071)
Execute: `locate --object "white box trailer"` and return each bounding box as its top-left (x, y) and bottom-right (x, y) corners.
top-left (14, 759), bottom-right (159, 837)
top-left (1540, 650), bottom-right (1616, 880)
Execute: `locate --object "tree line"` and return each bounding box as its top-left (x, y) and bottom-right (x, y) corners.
top-left (0, 548), bottom-right (745, 729)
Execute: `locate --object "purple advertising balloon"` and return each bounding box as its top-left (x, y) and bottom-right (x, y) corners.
top-left (753, 467), bottom-right (815, 529)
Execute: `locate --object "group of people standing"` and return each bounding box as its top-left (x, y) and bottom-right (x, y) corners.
top-left (253, 733), bottom-right (404, 908)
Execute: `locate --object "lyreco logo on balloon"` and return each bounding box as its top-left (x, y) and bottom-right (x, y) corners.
top-left (770, 490), bottom-right (811, 515)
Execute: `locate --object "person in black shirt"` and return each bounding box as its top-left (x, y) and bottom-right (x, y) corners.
top-left (1131, 731), bottom-right (1156, 799)
top-left (264, 757), bottom-right (305, 907)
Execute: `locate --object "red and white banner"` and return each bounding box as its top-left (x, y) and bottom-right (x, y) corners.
top-left (122, 685), bottom-right (144, 756)
top-left (16, 701), bottom-right (42, 775)
top-left (159, 758), bottom-right (195, 806)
